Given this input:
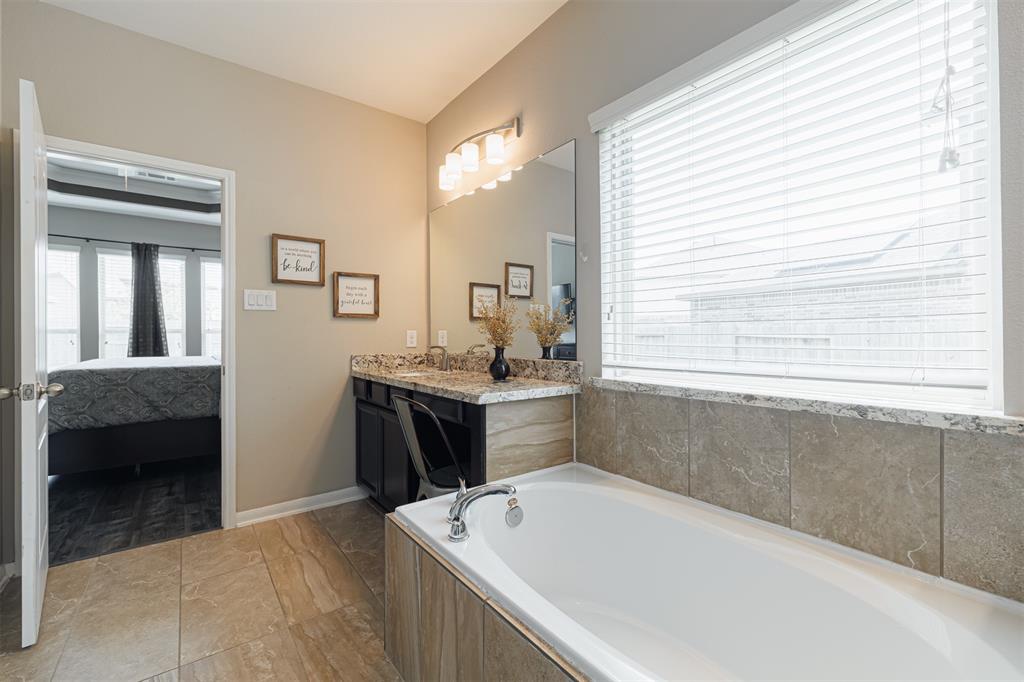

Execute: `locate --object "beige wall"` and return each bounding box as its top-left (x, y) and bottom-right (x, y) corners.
top-left (426, 0), bottom-right (799, 377)
top-left (429, 155), bottom-right (573, 357)
top-left (425, 0), bottom-right (1024, 416)
top-left (1, 0), bottom-right (428, 518)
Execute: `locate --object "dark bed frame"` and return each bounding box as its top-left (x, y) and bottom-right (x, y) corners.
top-left (48, 417), bottom-right (221, 476)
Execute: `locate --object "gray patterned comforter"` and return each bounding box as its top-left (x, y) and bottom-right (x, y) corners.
top-left (48, 356), bottom-right (221, 434)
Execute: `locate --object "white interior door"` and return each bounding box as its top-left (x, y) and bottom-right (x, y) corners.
top-left (15, 78), bottom-right (53, 648)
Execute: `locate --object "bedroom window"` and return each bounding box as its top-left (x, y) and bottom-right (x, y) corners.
top-left (47, 245), bottom-right (81, 371)
top-left (595, 0), bottom-right (999, 411)
top-left (201, 258), bottom-right (222, 359)
top-left (159, 254), bottom-right (187, 357)
top-left (98, 250), bottom-right (132, 359)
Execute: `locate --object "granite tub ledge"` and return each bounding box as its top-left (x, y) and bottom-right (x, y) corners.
top-left (352, 367), bottom-right (580, 405)
top-left (590, 377), bottom-right (1024, 437)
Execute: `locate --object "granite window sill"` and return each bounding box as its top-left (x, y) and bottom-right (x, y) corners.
top-left (590, 376), bottom-right (1024, 437)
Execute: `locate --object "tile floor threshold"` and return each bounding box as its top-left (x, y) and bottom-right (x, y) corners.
top-left (0, 497), bottom-right (392, 682)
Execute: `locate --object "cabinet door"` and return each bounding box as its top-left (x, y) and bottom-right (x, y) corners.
top-left (380, 409), bottom-right (418, 510)
top-left (356, 401), bottom-right (381, 497)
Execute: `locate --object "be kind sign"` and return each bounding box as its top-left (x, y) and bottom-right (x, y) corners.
top-left (272, 234), bottom-right (325, 286)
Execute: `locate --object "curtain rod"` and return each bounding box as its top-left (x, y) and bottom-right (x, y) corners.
top-left (49, 233), bottom-right (221, 253)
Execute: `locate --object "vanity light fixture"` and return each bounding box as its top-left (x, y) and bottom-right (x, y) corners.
top-left (482, 180), bottom-right (498, 190)
top-left (461, 142), bottom-right (480, 173)
top-left (438, 117), bottom-right (520, 190)
top-left (498, 172), bottom-right (512, 182)
top-left (438, 165), bottom-right (455, 192)
top-left (445, 152), bottom-right (463, 180)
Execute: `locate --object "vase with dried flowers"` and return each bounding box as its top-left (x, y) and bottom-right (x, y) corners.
top-left (526, 299), bottom-right (574, 360)
top-left (477, 296), bottom-right (520, 381)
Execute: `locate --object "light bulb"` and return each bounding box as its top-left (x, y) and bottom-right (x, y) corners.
top-left (461, 142), bottom-right (480, 173)
top-left (445, 152), bottom-right (463, 180)
top-left (512, 165), bottom-right (523, 171)
top-left (498, 172), bottom-right (512, 182)
top-left (482, 180), bottom-right (497, 190)
top-left (438, 165), bottom-right (454, 191)
top-left (485, 133), bottom-right (504, 165)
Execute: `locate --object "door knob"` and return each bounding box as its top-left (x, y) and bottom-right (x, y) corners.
top-left (37, 383), bottom-right (64, 399)
top-left (0, 384), bottom-right (36, 401)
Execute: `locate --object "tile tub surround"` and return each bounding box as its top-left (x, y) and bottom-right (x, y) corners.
top-left (485, 396), bottom-right (575, 480)
top-left (351, 365), bottom-right (580, 405)
top-left (385, 515), bottom-right (580, 682)
top-left (578, 381), bottom-right (1024, 602)
top-left (0, 498), bottom-right (392, 681)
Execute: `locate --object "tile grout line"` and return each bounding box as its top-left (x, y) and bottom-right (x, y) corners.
top-left (177, 539), bottom-right (183, 674)
top-left (938, 429), bottom-right (945, 576)
top-left (47, 554), bottom-right (103, 682)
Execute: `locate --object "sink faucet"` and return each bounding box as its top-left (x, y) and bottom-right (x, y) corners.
top-left (447, 483), bottom-right (516, 542)
top-left (428, 345), bottom-right (450, 371)
top-left (466, 344), bottom-right (486, 355)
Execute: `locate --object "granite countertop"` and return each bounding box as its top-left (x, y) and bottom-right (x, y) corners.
top-left (352, 366), bottom-right (580, 405)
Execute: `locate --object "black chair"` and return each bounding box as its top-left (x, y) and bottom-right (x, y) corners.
top-left (391, 396), bottom-right (466, 501)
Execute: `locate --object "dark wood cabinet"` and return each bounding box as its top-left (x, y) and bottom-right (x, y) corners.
top-left (354, 378), bottom-right (485, 511)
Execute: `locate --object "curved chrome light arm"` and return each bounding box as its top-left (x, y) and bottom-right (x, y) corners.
top-left (448, 117), bottom-right (521, 156)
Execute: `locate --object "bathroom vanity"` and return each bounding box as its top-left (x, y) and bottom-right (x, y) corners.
top-left (352, 355), bottom-right (579, 511)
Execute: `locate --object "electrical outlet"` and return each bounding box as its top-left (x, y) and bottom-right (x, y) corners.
top-left (406, 330), bottom-right (417, 348)
top-left (437, 330), bottom-right (448, 347)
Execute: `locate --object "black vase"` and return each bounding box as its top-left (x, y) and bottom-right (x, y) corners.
top-left (489, 347), bottom-right (511, 382)
top-left (541, 346), bottom-right (553, 360)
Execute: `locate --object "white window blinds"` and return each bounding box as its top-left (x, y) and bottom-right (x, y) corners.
top-left (598, 0), bottom-right (997, 409)
top-left (98, 250), bottom-right (133, 359)
top-left (159, 255), bottom-right (187, 357)
top-left (201, 258), bottom-right (223, 359)
top-left (47, 246), bottom-right (81, 371)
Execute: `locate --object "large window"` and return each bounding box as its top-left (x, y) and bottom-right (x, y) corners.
top-left (201, 258), bottom-right (223, 359)
top-left (46, 245), bottom-right (80, 371)
top-left (97, 250), bottom-right (132, 358)
top-left (597, 0), bottom-right (997, 410)
top-left (98, 250), bottom-right (187, 358)
top-left (160, 255), bottom-right (187, 356)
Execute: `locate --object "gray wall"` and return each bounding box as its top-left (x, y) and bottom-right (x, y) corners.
top-left (1, 0), bottom-right (428, 537)
top-left (425, 0), bottom-right (1024, 417)
top-left (48, 207), bottom-right (221, 360)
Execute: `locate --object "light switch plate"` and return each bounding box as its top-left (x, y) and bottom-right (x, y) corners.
top-left (406, 330), bottom-right (417, 348)
top-left (437, 330), bottom-right (448, 347)
top-left (243, 289), bottom-right (277, 311)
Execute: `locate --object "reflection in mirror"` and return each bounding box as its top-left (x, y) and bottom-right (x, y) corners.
top-left (430, 140), bottom-right (575, 360)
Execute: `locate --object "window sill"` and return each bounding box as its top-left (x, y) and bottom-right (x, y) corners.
top-left (590, 376), bottom-right (1024, 438)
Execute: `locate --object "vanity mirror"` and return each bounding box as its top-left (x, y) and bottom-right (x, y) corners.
top-left (429, 140), bottom-right (576, 360)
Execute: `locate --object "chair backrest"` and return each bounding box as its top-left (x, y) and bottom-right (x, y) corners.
top-left (391, 395), bottom-right (465, 486)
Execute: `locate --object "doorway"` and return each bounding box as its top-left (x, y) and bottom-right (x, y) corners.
top-left (42, 137), bottom-right (237, 563)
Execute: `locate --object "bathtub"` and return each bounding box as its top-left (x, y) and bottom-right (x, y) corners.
top-left (396, 463), bottom-right (1024, 681)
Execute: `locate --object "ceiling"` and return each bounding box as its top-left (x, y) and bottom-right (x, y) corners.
top-left (42, 0), bottom-right (566, 123)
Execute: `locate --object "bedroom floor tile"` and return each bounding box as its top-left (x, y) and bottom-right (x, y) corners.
top-left (48, 455), bottom-right (221, 566)
top-left (3, 498), bottom-right (387, 680)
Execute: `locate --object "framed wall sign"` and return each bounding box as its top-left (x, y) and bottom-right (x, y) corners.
top-left (272, 234), bottom-right (325, 286)
top-left (469, 282), bottom-right (501, 320)
top-left (334, 272), bottom-right (380, 318)
top-left (505, 262), bottom-right (534, 299)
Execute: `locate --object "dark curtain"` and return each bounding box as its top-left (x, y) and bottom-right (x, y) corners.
top-left (128, 243), bottom-right (168, 357)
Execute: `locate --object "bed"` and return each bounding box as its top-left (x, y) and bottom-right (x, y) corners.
top-left (48, 356), bottom-right (221, 475)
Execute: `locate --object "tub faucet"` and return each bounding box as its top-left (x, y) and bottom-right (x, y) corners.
top-left (447, 483), bottom-right (516, 542)
top-left (428, 345), bottom-right (450, 371)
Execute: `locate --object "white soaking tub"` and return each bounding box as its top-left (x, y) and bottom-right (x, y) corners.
top-left (396, 463), bottom-right (1024, 681)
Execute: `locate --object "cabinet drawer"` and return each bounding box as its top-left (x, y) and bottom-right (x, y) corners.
top-left (412, 391), bottom-right (463, 423)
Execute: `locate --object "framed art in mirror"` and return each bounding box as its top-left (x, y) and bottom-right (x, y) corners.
top-left (505, 262), bottom-right (534, 299)
top-left (469, 282), bottom-right (501, 320)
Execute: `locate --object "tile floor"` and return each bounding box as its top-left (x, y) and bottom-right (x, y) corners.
top-left (0, 498), bottom-right (397, 682)
top-left (49, 456), bottom-right (221, 566)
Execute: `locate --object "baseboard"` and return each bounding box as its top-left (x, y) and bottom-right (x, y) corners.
top-left (0, 562), bottom-right (15, 594)
top-left (235, 485), bottom-right (367, 526)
